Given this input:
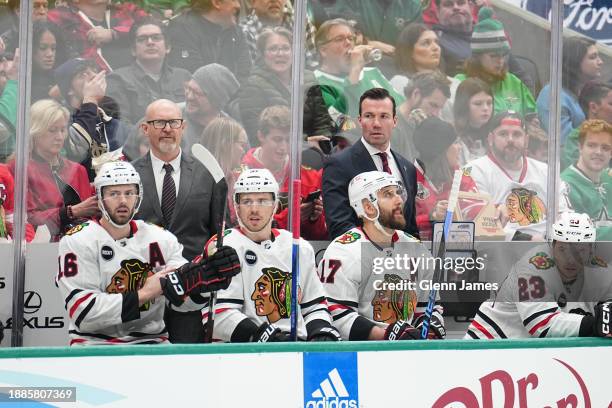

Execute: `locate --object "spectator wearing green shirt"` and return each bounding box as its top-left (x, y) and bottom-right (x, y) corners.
top-left (561, 119), bottom-right (612, 241)
top-left (454, 8), bottom-right (535, 118)
top-left (313, 18), bottom-right (403, 119)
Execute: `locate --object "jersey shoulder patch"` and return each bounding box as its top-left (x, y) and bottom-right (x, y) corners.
top-left (463, 166), bottom-right (472, 177)
top-left (528, 252), bottom-right (555, 270)
top-left (65, 221), bottom-right (90, 236)
top-left (335, 230), bottom-right (361, 244)
top-left (591, 256), bottom-right (608, 268)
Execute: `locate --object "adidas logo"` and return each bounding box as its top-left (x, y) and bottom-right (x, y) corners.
top-left (305, 368), bottom-right (357, 408)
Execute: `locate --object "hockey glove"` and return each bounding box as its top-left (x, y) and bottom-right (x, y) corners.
top-left (384, 320), bottom-right (420, 341)
top-left (594, 301), bottom-right (612, 337)
top-left (252, 323), bottom-right (292, 342)
top-left (413, 314), bottom-right (447, 339)
top-left (308, 326), bottom-right (341, 342)
top-left (161, 246), bottom-right (241, 306)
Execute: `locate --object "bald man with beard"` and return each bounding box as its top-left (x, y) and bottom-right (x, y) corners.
top-left (132, 99), bottom-right (224, 343)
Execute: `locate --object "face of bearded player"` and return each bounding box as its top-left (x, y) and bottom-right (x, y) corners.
top-left (376, 185), bottom-right (406, 230)
top-left (102, 184), bottom-right (139, 226)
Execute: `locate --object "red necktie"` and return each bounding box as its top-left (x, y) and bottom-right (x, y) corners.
top-left (376, 152), bottom-right (392, 174)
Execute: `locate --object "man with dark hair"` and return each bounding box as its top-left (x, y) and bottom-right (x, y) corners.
top-left (395, 72), bottom-right (452, 161)
top-left (323, 88), bottom-right (419, 239)
top-left (562, 82), bottom-right (612, 170)
top-left (313, 18), bottom-right (402, 119)
top-left (167, 0), bottom-right (252, 81)
top-left (106, 18), bottom-right (191, 125)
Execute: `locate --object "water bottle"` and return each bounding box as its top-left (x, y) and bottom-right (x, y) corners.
top-left (365, 48), bottom-right (382, 63)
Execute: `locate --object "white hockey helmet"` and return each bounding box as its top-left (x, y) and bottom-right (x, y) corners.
top-left (552, 212), bottom-right (596, 243)
top-left (349, 171), bottom-right (402, 219)
top-left (94, 161), bottom-right (143, 227)
top-left (233, 168), bottom-right (279, 205)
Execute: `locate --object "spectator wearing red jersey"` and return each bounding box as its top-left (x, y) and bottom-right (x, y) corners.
top-left (240, 105), bottom-right (328, 240)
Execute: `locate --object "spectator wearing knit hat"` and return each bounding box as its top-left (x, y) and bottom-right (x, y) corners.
top-left (431, 0), bottom-right (534, 91)
top-left (412, 116), bottom-right (479, 240)
top-left (182, 63), bottom-right (241, 151)
top-left (454, 8), bottom-right (536, 118)
top-left (54, 58), bottom-right (131, 181)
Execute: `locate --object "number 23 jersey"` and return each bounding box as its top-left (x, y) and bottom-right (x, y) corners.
top-left (466, 245), bottom-right (612, 339)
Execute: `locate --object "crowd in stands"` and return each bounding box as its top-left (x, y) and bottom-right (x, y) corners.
top-left (0, 0), bottom-right (609, 249)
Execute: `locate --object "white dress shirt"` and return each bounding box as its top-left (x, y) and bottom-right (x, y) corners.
top-left (150, 149), bottom-right (182, 205)
top-left (361, 137), bottom-right (403, 181)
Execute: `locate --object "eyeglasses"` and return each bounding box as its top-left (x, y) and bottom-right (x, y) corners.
top-left (238, 199), bottom-right (275, 207)
top-left (265, 45), bottom-right (291, 55)
top-left (136, 34), bottom-right (164, 43)
top-left (321, 34), bottom-right (356, 45)
top-left (146, 119), bottom-right (184, 129)
top-left (105, 191), bottom-right (139, 200)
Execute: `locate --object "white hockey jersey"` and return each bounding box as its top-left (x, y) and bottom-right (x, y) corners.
top-left (318, 227), bottom-right (443, 340)
top-left (466, 245), bottom-right (612, 339)
top-left (57, 220), bottom-right (204, 346)
top-left (464, 153), bottom-right (568, 240)
top-left (203, 228), bottom-right (333, 341)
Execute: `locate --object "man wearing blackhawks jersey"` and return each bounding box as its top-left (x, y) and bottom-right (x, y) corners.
top-left (561, 119), bottom-right (612, 241)
top-left (319, 171), bottom-right (445, 341)
top-left (466, 212), bottom-right (612, 339)
top-left (463, 111), bottom-right (568, 241)
top-left (202, 168), bottom-right (340, 342)
top-left (57, 161), bottom-right (240, 345)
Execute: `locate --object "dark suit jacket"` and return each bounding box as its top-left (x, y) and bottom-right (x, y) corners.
top-left (132, 151), bottom-right (221, 261)
top-left (322, 139), bottom-right (419, 239)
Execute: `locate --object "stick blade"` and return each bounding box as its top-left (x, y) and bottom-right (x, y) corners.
top-left (191, 143), bottom-right (225, 183)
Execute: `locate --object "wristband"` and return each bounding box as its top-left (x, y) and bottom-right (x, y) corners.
top-left (67, 205), bottom-right (74, 220)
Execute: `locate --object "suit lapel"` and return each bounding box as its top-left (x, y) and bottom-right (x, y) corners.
top-left (390, 149), bottom-right (410, 186)
top-left (137, 153), bottom-right (164, 221)
top-left (352, 140), bottom-right (377, 172)
top-left (171, 152), bottom-right (194, 228)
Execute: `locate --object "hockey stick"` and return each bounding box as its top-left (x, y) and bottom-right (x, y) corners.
top-left (191, 143), bottom-right (228, 343)
top-left (289, 179), bottom-right (301, 341)
top-left (420, 169), bottom-right (462, 339)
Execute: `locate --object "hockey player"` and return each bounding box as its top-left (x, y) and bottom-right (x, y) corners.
top-left (202, 168), bottom-right (340, 342)
top-left (466, 212), bottom-right (612, 339)
top-left (319, 171), bottom-right (445, 341)
top-left (56, 161), bottom-right (241, 345)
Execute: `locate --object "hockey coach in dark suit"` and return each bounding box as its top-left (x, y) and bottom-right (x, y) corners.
top-left (132, 99), bottom-right (223, 343)
top-left (323, 88), bottom-right (419, 239)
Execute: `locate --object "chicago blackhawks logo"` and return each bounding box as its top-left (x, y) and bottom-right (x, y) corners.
top-left (416, 181), bottom-right (429, 201)
top-left (529, 252), bottom-right (555, 270)
top-left (591, 256), bottom-right (607, 268)
top-left (0, 182), bottom-right (6, 205)
top-left (505, 188), bottom-right (546, 226)
top-left (251, 267), bottom-right (301, 323)
top-left (106, 259), bottom-right (154, 310)
top-left (65, 222), bottom-right (89, 236)
top-left (371, 274), bottom-right (417, 324)
top-left (335, 231), bottom-right (361, 245)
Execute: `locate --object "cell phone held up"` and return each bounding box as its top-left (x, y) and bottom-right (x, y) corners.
top-left (304, 190), bottom-right (321, 203)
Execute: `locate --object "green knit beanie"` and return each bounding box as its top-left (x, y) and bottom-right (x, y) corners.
top-left (471, 7), bottom-right (510, 54)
